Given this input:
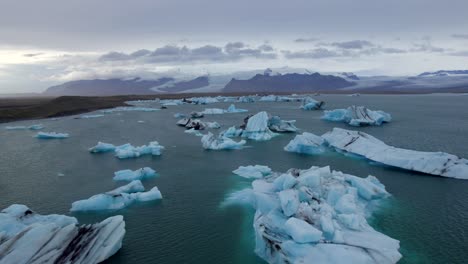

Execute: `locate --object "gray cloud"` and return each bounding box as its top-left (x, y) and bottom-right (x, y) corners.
top-left (282, 48), bottom-right (343, 59)
top-left (330, 40), bottom-right (374, 49)
top-left (294, 38), bottom-right (319, 43)
top-left (23, 53), bottom-right (44, 57)
top-left (449, 50), bottom-right (468, 56)
top-left (451, 34), bottom-right (468, 39)
top-left (411, 43), bottom-right (445, 53)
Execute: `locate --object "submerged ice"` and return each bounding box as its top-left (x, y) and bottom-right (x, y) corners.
top-left (71, 180), bottom-right (162, 211)
top-left (0, 204), bottom-right (125, 264)
top-left (225, 165), bottom-right (401, 264)
top-left (322, 106), bottom-right (391, 126)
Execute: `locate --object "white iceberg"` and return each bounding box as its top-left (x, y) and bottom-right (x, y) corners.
top-left (225, 165), bottom-right (401, 264)
top-left (322, 106), bottom-right (391, 126)
top-left (0, 204), bottom-right (125, 264)
top-left (226, 104), bottom-right (248, 113)
top-left (259, 95), bottom-right (278, 102)
top-left (205, 121), bottom-right (221, 129)
top-left (188, 97), bottom-right (219, 104)
top-left (113, 167), bottom-right (157, 181)
top-left (284, 132), bottom-right (326, 155)
top-left (89, 142), bottom-right (116, 153)
top-left (233, 165), bottom-right (272, 179)
top-left (322, 128), bottom-right (468, 179)
top-left (241, 111), bottom-right (277, 141)
top-left (102, 106), bottom-right (159, 113)
top-left (202, 104), bottom-right (248, 114)
top-left (5, 124), bottom-right (43, 130)
top-left (201, 132), bottom-right (246, 150)
top-left (35, 132), bottom-right (69, 139)
top-left (268, 116), bottom-right (298, 132)
top-left (161, 99), bottom-right (184, 106)
top-left (70, 180), bottom-right (162, 212)
top-left (300, 97), bottom-right (325, 110)
top-left (220, 126), bottom-right (243, 138)
top-left (114, 141), bottom-right (165, 159)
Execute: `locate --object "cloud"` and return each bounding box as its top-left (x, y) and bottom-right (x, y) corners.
top-left (330, 40), bottom-right (374, 49)
top-left (282, 48), bottom-right (343, 59)
top-left (294, 38), bottom-right (319, 43)
top-left (449, 50), bottom-right (468, 56)
top-left (23, 53), bottom-right (43, 57)
top-left (451, 34), bottom-right (468, 39)
top-left (411, 43), bottom-right (445, 53)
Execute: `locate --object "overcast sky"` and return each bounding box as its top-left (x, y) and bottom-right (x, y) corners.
top-left (1, 0), bottom-right (468, 93)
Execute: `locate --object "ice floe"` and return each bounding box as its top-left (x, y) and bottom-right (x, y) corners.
top-left (201, 104), bottom-right (248, 115)
top-left (232, 165), bottom-right (272, 179)
top-left (75, 114), bottom-right (104, 119)
top-left (238, 95), bottom-right (257, 103)
top-left (322, 106), bottom-right (391, 126)
top-left (220, 126), bottom-right (243, 138)
top-left (300, 97), bottom-right (325, 110)
top-left (89, 142), bottom-right (116, 153)
top-left (113, 167), bottom-right (157, 181)
top-left (89, 141), bottom-right (164, 159)
top-left (70, 180), bottom-right (162, 211)
top-left (35, 132), bottom-right (69, 139)
top-left (188, 97), bottom-right (219, 104)
top-left (5, 124), bottom-right (44, 130)
top-left (190, 111), bottom-right (205, 118)
top-left (201, 132), bottom-right (246, 150)
top-left (224, 165), bottom-right (401, 264)
top-left (322, 128), bottom-right (468, 179)
top-left (284, 132), bottom-right (326, 155)
top-left (0, 204), bottom-right (125, 264)
top-left (185, 128), bottom-right (204, 136)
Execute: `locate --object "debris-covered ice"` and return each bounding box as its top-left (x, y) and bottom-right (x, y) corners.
top-left (113, 167), bottom-right (157, 181)
top-left (224, 165), bottom-right (401, 264)
top-left (322, 128), bottom-right (468, 179)
top-left (322, 106), bottom-right (391, 126)
top-left (0, 204), bottom-right (125, 264)
top-left (268, 116), bottom-right (298, 132)
top-left (201, 132), bottom-right (246, 150)
top-left (35, 132), bottom-right (69, 139)
top-left (75, 114), bottom-right (104, 119)
top-left (284, 132), bottom-right (326, 155)
top-left (70, 180), bottom-right (162, 211)
top-left (177, 118), bottom-right (206, 130)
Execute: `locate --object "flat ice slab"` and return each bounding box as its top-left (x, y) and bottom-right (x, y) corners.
top-left (322, 128), bottom-right (468, 179)
top-left (71, 180), bottom-right (162, 211)
top-left (232, 165), bottom-right (272, 179)
top-left (284, 132), bottom-right (325, 155)
top-left (225, 165), bottom-right (401, 264)
top-left (322, 106), bottom-right (391, 126)
top-left (113, 167), bottom-right (157, 181)
top-left (5, 124), bottom-right (44, 130)
top-left (201, 132), bottom-right (246, 150)
top-left (0, 204), bottom-right (125, 264)
top-left (35, 132), bottom-right (69, 139)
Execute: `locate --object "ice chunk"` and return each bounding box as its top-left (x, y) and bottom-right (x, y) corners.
top-left (188, 97), bottom-right (219, 104)
top-left (35, 132), bottom-right (69, 139)
top-left (70, 180), bottom-right (162, 211)
top-left (233, 165), bottom-right (272, 179)
top-left (28, 124), bottom-right (44, 130)
top-left (0, 204), bottom-right (125, 264)
top-left (238, 95), bottom-right (256, 103)
top-left (89, 142), bottom-right (116, 153)
top-left (300, 97), bottom-right (325, 110)
top-left (201, 132), bottom-right (246, 150)
top-left (322, 106), bottom-right (391, 126)
top-left (102, 106), bottom-right (159, 113)
top-left (285, 217), bottom-right (323, 243)
top-left (226, 104), bottom-right (248, 113)
top-left (184, 128), bottom-right (203, 136)
top-left (115, 141), bottom-right (164, 159)
top-left (190, 111), bottom-right (204, 118)
top-left (174, 113), bottom-right (186, 118)
top-left (113, 167), bottom-right (157, 181)
top-left (268, 116), bottom-right (298, 132)
top-left (284, 132), bottom-right (325, 155)
top-left (220, 126), bottom-right (243, 138)
top-left (161, 99), bottom-right (184, 106)
top-left (223, 165), bottom-right (401, 264)
top-left (177, 118), bottom-right (206, 130)
top-left (75, 114), bottom-right (104, 119)
top-left (5, 124), bottom-right (44, 130)
top-left (205, 121), bottom-right (221, 129)
top-left (201, 108), bottom-right (225, 114)
top-left (259, 95), bottom-right (278, 102)
top-left (322, 127), bottom-right (468, 179)
top-left (241, 111), bottom-right (277, 141)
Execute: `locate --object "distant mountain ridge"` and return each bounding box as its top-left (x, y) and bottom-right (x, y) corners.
top-left (418, 70), bottom-right (468, 77)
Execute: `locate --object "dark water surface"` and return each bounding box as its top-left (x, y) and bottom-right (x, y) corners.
top-left (0, 95), bottom-right (467, 263)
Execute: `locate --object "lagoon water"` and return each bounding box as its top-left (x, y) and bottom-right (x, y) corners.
top-left (1, 95), bottom-right (467, 263)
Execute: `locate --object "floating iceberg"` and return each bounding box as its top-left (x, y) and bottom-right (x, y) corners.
top-left (35, 132), bottom-right (69, 139)
top-left (5, 124), bottom-right (43, 130)
top-left (89, 142), bottom-right (116, 153)
top-left (220, 126), bottom-right (243, 138)
top-left (202, 104), bottom-right (248, 114)
top-left (226, 104), bottom-right (248, 113)
top-left (161, 99), bottom-right (184, 106)
top-left (225, 165), bottom-right (401, 264)
top-left (102, 106), bottom-right (159, 113)
top-left (114, 141), bottom-right (165, 159)
top-left (205, 121), bottom-right (221, 129)
top-left (0, 204), bottom-right (125, 263)
top-left (322, 128), bottom-right (468, 179)
top-left (233, 165), bottom-right (272, 179)
top-left (70, 180), bottom-right (162, 211)
top-left (241, 111), bottom-right (277, 141)
top-left (113, 167), bottom-right (157, 181)
top-left (300, 97), bottom-right (325, 110)
top-left (75, 114), bottom-right (104, 119)
top-left (322, 106), bottom-right (391, 126)
top-left (188, 97), bottom-right (219, 104)
top-left (174, 113), bottom-right (186, 118)
top-left (190, 111), bottom-right (205, 118)
top-left (238, 95), bottom-right (257, 103)
top-left (268, 116), bottom-right (298, 132)
top-left (284, 132), bottom-right (326, 155)
top-left (185, 128), bottom-right (203, 136)
top-left (259, 95), bottom-right (279, 102)
top-left (201, 132), bottom-right (246, 150)
top-left (29, 124), bottom-right (44, 130)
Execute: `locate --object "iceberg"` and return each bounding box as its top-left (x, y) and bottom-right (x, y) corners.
top-left (300, 97), bottom-right (325, 110)
top-left (114, 141), bottom-right (165, 159)
top-left (220, 126), bottom-right (243, 138)
top-left (205, 121), bottom-right (221, 129)
top-left (113, 167), bottom-right (157, 181)
top-left (174, 113), bottom-right (186, 118)
top-left (0, 204), bottom-right (125, 264)
top-left (177, 118), bottom-right (206, 130)
top-left (161, 99), bottom-right (184, 106)
top-left (102, 106), bottom-right (159, 113)
top-left (259, 95), bottom-right (279, 102)
top-left (190, 111), bottom-right (205, 118)
top-left (5, 124), bottom-right (43, 130)
top-left (238, 95), bottom-right (257, 103)
top-left (225, 165), bottom-right (401, 264)
top-left (35, 132), bottom-right (69, 139)
top-left (284, 132), bottom-right (326, 155)
top-left (322, 106), bottom-right (391, 126)
top-left (201, 104), bottom-right (248, 114)
top-left (322, 128), bottom-right (468, 179)
top-left (268, 116), bottom-right (298, 132)
top-left (75, 114), bottom-right (104, 119)
top-left (184, 128), bottom-right (203, 136)
top-left (241, 111), bottom-right (277, 141)
top-left (89, 142), bottom-right (116, 153)
top-left (70, 180), bottom-right (162, 211)
top-left (226, 104), bottom-right (248, 113)
top-left (188, 97), bottom-right (219, 104)
top-left (201, 132), bottom-right (246, 150)
top-left (233, 165), bottom-right (272, 179)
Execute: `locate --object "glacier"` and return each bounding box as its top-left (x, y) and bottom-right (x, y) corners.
top-left (35, 132), bottom-right (69, 139)
top-left (113, 167), bottom-right (157, 181)
top-left (201, 132), bottom-right (246, 150)
top-left (322, 106), bottom-right (391, 126)
top-left (0, 204), bottom-right (125, 264)
top-left (70, 180), bottom-right (162, 211)
top-left (300, 97), bottom-right (325, 110)
top-left (284, 132), bottom-right (326, 155)
top-left (233, 165), bottom-right (272, 179)
top-left (322, 128), bottom-right (468, 179)
top-left (224, 165), bottom-right (402, 264)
